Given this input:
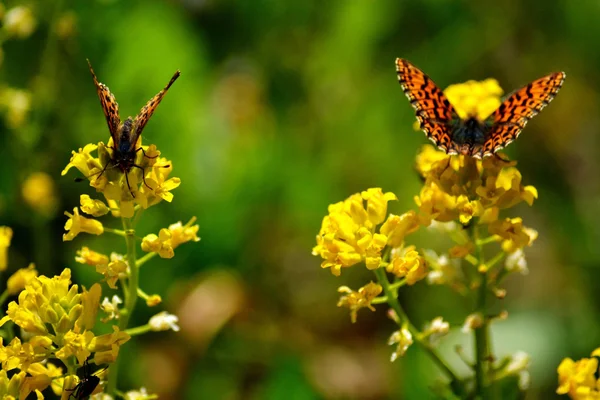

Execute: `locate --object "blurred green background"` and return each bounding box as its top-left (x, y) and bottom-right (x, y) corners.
top-left (0, 0), bottom-right (598, 398)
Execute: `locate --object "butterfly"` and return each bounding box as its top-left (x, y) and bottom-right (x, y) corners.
top-left (87, 59), bottom-right (180, 194)
top-left (395, 58), bottom-right (565, 158)
top-left (65, 358), bottom-right (106, 399)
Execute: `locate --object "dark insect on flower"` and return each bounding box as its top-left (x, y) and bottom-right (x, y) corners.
top-left (395, 58), bottom-right (565, 158)
top-left (65, 358), bottom-right (106, 399)
top-left (86, 59), bottom-right (180, 196)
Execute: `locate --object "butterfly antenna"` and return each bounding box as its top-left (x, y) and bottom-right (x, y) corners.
top-left (164, 70), bottom-right (181, 91)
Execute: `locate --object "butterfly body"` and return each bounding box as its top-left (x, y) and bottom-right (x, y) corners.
top-left (87, 59), bottom-right (180, 193)
top-left (395, 58), bottom-right (565, 158)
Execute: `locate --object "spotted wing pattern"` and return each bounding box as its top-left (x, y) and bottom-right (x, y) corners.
top-left (395, 58), bottom-right (458, 152)
top-left (481, 71), bottom-right (566, 157)
top-left (129, 70), bottom-right (181, 150)
top-left (87, 59), bottom-right (121, 143)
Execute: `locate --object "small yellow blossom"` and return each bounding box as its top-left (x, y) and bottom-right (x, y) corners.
top-left (21, 172), bottom-right (58, 216)
top-left (80, 195), bottom-right (110, 217)
top-left (456, 195), bottom-right (483, 224)
top-left (557, 348), bottom-right (600, 399)
top-left (27, 361), bottom-right (63, 396)
top-left (0, 336), bottom-right (52, 372)
top-left (141, 218), bottom-right (200, 259)
top-left (75, 247), bottom-right (109, 267)
top-left (388, 327), bottom-right (413, 361)
top-left (0, 88), bottom-right (32, 128)
top-left (55, 330), bottom-right (95, 365)
top-left (96, 254), bottom-right (128, 289)
top-left (4, 6), bottom-right (37, 38)
top-left (337, 282), bottom-right (382, 323)
top-left (387, 248), bottom-right (427, 285)
top-left (0, 369), bottom-right (27, 400)
top-left (61, 144), bottom-right (101, 179)
top-left (90, 326), bottom-right (131, 364)
top-left (0, 226), bottom-right (13, 271)
top-left (380, 211), bottom-right (420, 248)
top-left (488, 218), bottom-right (537, 253)
top-left (63, 208), bottom-right (104, 241)
top-left (415, 145), bottom-right (451, 178)
top-left (313, 189), bottom-right (397, 275)
top-left (443, 78), bottom-right (503, 121)
top-left (449, 242), bottom-right (475, 258)
top-left (146, 295), bottom-right (162, 307)
top-left (414, 183), bottom-right (458, 225)
top-left (6, 264), bottom-right (38, 295)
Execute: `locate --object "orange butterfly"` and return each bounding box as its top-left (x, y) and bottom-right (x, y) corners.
top-left (395, 58), bottom-right (565, 158)
top-left (87, 60), bottom-right (180, 193)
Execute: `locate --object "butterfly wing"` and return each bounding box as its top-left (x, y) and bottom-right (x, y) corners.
top-left (395, 58), bottom-right (458, 153)
top-left (129, 70), bottom-right (181, 150)
top-left (87, 60), bottom-right (121, 144)
top-left (481, 71), bottom-right (566, 157)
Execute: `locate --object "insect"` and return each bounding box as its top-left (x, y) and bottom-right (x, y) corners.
top-left (87, 59), bottom-right (180, 194)
top-left (395, 58), bottom-right (565, 158)
top-left (65, 358), bottom-right (106, 399)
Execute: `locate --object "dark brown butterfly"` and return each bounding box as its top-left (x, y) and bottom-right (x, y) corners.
top-left (86, 59), bottom-right (180, 194)
top-left (395, 58), bottom-right (565, 158)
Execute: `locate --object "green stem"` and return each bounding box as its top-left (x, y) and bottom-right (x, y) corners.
top-left (103, 228), bottom-right (126, 237)
top-left (106, 217), bottom-right (139, 395)
top-left (373, 268), bottom-right (462, 392)
top-left (125, 324), bottom-right (151, 337)
top-left (472, 224), bottom-right (493, 399)
top-left (136, 252), bottom-right (156, 268)
top-left (0, 290), bottom-right (9, 310)
top-left (476, 236), bottom-right (500, 246)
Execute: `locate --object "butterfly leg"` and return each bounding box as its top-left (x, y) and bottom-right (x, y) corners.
top-left (131, 164), bottom-right (153, 190)
top-left (135, 146), bottom-right (159, 160)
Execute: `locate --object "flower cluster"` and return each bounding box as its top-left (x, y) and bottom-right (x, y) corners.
top-left (61, 137), bottom-right (180, 219)
top-left (312, 77), bottom-right (543, 398)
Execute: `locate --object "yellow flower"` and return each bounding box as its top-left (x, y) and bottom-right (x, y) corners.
top-left (63, 208), bottom-right (104, 241)
top-left (488, 218), bottom-right (537, 253)
top-left (313, 189), bottom-right (397, 275)
top-left (27, 361), bottom-right (63, 396)
top-left (415, 145), bottom-right (451, 178)
top-left (80, 195), bottom-right (110, 217)
top-left (456, 195), bottom-right (483, 224)
top-left (0, 369), bottom-right (27, 400)
top-left (0, 226), bottom-right (13, 271)
top-left (557, 348), bottom-right (600, 399)
top-left (75, 247), bottom-right (109, 267)
top-left (449, 242), bottom-right (475, 258)
top-left (414, 183), bottom-right (458, 224)
top-left (146, 295), bottom-right (162, 307)
top-left (0, 336), bottom-right (52, 372)
top-left (387, 248), bottom-right (428, 285)
top-left (21, 172), bottom-right (58, 216)
top-left (95, 254), bottom-right (128, 289)
top-left (89, 327), bottom-right (131, 364)
top-left (141, 218), bottom-right (200, 259)
top-left (380, 211), bottom-right (420, 248)
top-left (6, 263), bottom-right (38, 295)
top-left (388, 327), bottom-right (413, 361)
top-left (61, 144), bottom-right (101, 179)
top-left (55, 330), bottom-right (95, 365)
top-left (337, 282), bottom-right (382, 323)
top-left (0, 269), bottom-right (101, 342)
top-left (443, 78), bottom-right (503, 121)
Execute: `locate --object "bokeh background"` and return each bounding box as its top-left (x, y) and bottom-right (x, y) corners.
top-left (1, 0), bottom-right (599, 398)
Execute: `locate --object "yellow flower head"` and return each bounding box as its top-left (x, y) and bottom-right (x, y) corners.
top-left (0, 369), bottom-right (26, 400)
top-left (62, 138), bottom-right (180, 217)
top-left (27, 361), bottom-right (64, 396)
top-left (443, 78), bottom-right (503, 121)
top-left (75, 247), bottom-right (109, 267)
top-left (63, 208), bottom-right (104, 241)
top-left (0, 269), bottom-right (101, 346)
top-left (0, 226), bottom-right (13, 272)
top-left (95, 253), bottom-right (128, 289)
top-left (380, 211), bottom-right (420, 248)
top-left (90, 326), bottom-right (131, 364)
top-left (80, 195), bottom-right (110, 217)
top-left (488, 217), bottom-right (537, 253)
top-left (337, 282), bottom-right (382, 323)
top-left (141, 218), bottom-right (200, 259)
top-left (386, 247), bottom-right (428, 285)
top-left (21, 172), bottom-right (58, 216)
top-left (55, 330), bottom-right (95, 365)
top-left (313, 189), bottom-right (397, 276)
top-left (6, 264), bottom-right (38, 295)
top-left (0, 336), bottom-right (52, 372)
top-left (557, 348), bottom-right (600, 399)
